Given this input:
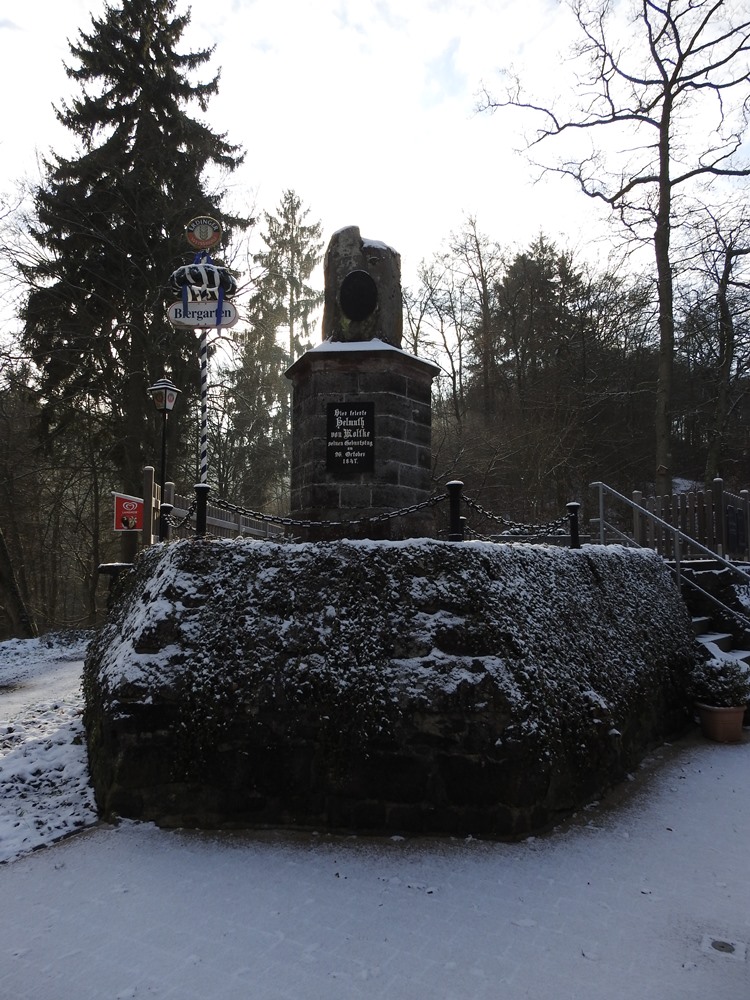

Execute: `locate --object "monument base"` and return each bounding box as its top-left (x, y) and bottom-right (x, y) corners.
top-left (286, 340), bottom-right (440, 540)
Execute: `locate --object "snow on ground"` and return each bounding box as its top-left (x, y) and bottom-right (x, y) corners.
top-left (0, 633), bottom-right (97, 863)
top-left (1, 633), bottom-right (749, 1000)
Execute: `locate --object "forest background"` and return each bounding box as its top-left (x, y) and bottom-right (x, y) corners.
top-left (0, 0), bottom-right (748, 640)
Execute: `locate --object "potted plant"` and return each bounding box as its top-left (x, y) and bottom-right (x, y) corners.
top-left (688, 655), bottom-right (750, 743)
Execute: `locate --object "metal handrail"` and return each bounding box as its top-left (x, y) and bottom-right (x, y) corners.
top-left (589, 518), bottom-right (640, 548)
top-left (590, 481), bottom-right (750, 588)
top-left (585, 513), bottom-right (750, 628)
top-left (677, 574), bottom-right (750, 633)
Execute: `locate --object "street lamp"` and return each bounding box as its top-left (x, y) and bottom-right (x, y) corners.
top-left (147, 377), bottom-right (181, 541)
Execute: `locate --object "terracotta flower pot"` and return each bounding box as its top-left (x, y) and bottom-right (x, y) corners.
top-left (695, 703), bottom-right (747, 743)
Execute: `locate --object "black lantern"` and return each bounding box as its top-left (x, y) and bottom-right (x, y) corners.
top-left (147, 377), bottom-right (181, 540)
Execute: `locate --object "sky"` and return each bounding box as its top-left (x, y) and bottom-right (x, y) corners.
top-left (1, 631), bottom-right (749, 998)
top-left (0, 0), bottom-right (613, 298)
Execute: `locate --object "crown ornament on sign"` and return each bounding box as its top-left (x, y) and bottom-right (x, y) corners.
top-left (166, 217), bottom-right (239, 329)
top-left (169, 260), bottom-right (237, 302)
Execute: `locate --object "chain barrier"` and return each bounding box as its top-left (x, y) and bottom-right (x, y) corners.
top-left (209, 492), bottom-right (448, 530)
top-left (161, 487), bottom-right (570, 542)
top-left (165, 496), bottom-right (198, 532)
top-left (462, 495), bottom-right (569, 537)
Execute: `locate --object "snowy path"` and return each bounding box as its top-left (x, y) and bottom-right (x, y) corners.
top-left (0, 652), bottom-right (97, 863)
top-left (1, 636), bottom-right (749, 999)
top-left (0, 657), bottom-right (84, 717)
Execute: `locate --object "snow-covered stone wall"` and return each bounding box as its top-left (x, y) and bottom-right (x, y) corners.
top-left (84, 538), bottom-right (696, 836)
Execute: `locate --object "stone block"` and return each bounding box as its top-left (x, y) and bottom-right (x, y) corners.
top-left (358, 372), bottom-right (408, 396)
top-left (309, 484), bottom-right (341, 507)
top-left (378, 439), bottom-right (417, 465)
top-left (338, 484), bottom-right (375, 507)
top-left (398, 465), bottom-right (433, 490)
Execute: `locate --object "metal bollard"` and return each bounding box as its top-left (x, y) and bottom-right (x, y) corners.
top-left (446, 480), bottom-right (465, 541)
top-left (159, 503), bottom-right (174, 542)
top-left (566, 501), bottom-right (581, 549)
top-left (195, 483), bottom-right (210, 538)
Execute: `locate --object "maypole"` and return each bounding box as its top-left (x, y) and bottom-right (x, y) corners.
top-left (166, 216), bottom-right (239, 535)
top-left (198, 326), bottom-right (209, 486)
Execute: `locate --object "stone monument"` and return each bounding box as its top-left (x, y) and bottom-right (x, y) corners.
top-left (286, 226), bottom-right (440, 539)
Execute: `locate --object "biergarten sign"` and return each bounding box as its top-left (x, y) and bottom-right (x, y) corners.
top-left (166, 300), bottom-right (239, 328)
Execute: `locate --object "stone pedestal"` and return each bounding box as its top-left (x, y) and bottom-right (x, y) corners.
top-left (286, 340), bottom-right (439, 539)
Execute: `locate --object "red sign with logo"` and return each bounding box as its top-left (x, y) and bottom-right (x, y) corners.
top-left (185, 216), bottom-right (222, 251)
top-left (113, 493), bottom-right (144, 531)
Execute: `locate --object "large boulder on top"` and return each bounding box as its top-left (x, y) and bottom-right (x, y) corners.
top-left (321, 226), bottom-right (403, 347)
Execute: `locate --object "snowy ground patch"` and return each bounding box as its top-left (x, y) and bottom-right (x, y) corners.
top-left (0, 634), bottom-right (97, 863)
top-left (1, 632), bottom-right (749, 1000)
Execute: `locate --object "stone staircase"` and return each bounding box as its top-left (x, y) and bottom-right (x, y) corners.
top-left (691, 613), bottom-right (750, 665)
top-left (690, 614), bottom-right (750, 730)
top-left (677, 559), bottom-right (750, 661)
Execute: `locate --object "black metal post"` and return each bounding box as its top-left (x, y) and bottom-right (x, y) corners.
top-left (195, 482), bottom-right (210, 538)
top-left (160, 503), bottom-right (174, 542)
top-left (158, 411), bottom-right (169, 541)
top-left (447, 480), bottom-right (465, 541)
top-left (567, 501), bottom-right (581, 549)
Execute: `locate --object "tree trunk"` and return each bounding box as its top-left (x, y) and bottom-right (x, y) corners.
top-left (0, 525), bottom-right (38, 638)
top-left (704, 244), bottom-right (736, 483)
top-left (654, 105), bottom-right (674, 498)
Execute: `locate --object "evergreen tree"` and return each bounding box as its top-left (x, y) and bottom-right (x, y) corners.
top-left (248, 190), bottom-right (323, 366)
top-left (210, 327), bottom-right (290, 510)
top-left (19, 0), bottom-right (247, 496)
top-left (236, 190), bottom-right (323, 507)
top-left (493, 236), bottom-right (579, 410)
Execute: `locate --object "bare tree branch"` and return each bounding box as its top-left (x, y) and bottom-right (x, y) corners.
top-left (480, 0), bottom-right (750, 494)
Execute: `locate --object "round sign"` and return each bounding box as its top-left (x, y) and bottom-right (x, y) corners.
top-left (185, 216), bottom-right (222, 251)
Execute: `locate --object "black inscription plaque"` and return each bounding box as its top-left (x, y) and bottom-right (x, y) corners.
top-left (326, 402), bottom-right (375, 472)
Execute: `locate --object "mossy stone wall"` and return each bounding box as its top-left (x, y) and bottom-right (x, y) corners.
top-left (84, 539), bottom-right (695, 837)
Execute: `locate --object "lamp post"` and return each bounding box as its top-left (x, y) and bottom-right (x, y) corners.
top-left (147, 377), bottom-right (181, 541)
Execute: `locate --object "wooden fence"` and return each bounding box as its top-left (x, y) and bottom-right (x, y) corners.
top-left (630, 478), bottom-right (750, 561)
top-left (169, 488), bottom-right (283, 541)
top-left (141, 468), bottom-right (283, 545)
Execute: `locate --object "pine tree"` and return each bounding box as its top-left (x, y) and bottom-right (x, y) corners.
top-left (211, 326), bottom-right (290, 510)
top-left (19, 0), bottom-right (248, 495)
top-left (237, 190), bottom-right (323, 507)
top-left (248, 190), bottom-right (323, 366)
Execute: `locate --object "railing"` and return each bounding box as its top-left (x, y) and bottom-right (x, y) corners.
top-left (103, 475), bottom-right (583, 600)
top-left (590, 481), bottom-right (750, 590)
top-left (143, 475), bottom-right (583, 548)
top-left (626, 478), bottom-right (750, 561)
top-left (168, 487), bottom-right (284, 541)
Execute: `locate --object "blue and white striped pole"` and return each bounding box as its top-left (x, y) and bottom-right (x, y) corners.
top-left (199, 327), bottom-right (208, 485)
top-left (194, 325), bottom-right (210, 537)
top-left (178, 217), bottom-right (228, 537)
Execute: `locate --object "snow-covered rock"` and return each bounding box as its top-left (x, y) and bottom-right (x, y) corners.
top-left (84, 538), bottom-right (696, 836)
